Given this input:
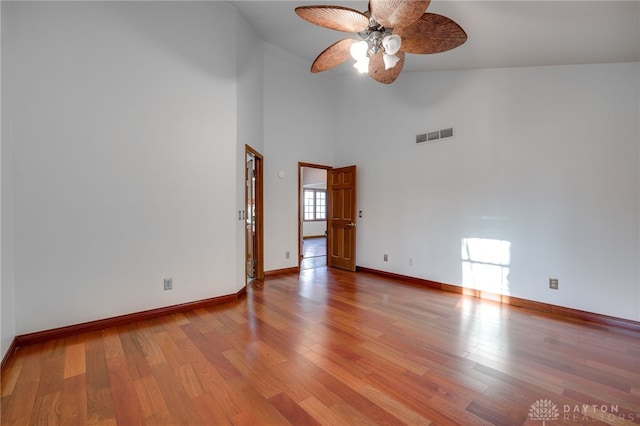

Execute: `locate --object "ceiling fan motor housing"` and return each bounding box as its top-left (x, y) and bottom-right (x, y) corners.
top-left (368, 30), bottom-right (384, 53)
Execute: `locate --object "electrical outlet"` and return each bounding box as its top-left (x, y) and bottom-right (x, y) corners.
top-left (384, 254), bottom-right (388, 262)
top-left (285, 251), bottom-right (290, 259)
top-left (164, 278), bottom-right (173, 291)
top-left (409, 257), bottom-right (413, 266)
top-left (549, 278), bottom-right (558, 290)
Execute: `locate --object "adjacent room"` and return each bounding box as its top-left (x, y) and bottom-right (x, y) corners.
top-left (1, 1), bottom-right (639, 424)
top-left (301, 165), bottom-right (328, 270)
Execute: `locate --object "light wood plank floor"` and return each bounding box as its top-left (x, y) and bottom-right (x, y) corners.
top-left (2, 267), bottom-right (639, 425)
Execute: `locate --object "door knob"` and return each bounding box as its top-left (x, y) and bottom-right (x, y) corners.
top-left (346, 222), bottom-right (356, 228)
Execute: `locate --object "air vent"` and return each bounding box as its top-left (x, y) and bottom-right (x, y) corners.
top-left (416, 127), bottom-right (454, 144)
top-left (427, 131), bottom-right (440, 141)
top-left (440, 127), bottom-right (454, 138)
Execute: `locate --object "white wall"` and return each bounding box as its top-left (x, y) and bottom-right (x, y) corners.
top-left (3, 1), bottom-right (243, 336)
top-left (262, 43), bottom-right (335, 271)
top-left (0, 2), bottom-right (16, 359)
top-left (332, 63), bottom-right (640, 321)
top-left (235, 6), bottom-right (264, 285)
top-left (302, 167), bottom-right (327, 187)
top-left (303, 222), bottom-right (326, 238)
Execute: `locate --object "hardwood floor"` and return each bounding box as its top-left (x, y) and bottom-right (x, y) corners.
top-left (2, 267), bottom-right (639, 425)
top-left (301, 237), bottom-right (327, 270)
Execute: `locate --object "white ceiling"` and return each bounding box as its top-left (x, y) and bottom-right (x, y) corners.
top-left (228, 1), bottom-right (640, 75)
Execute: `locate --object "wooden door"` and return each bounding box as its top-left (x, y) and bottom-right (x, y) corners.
top-left (328, 166), bottom-right (357, 271)
top-left (246, 145), bottom-right (264, 282)
top-left (246, 156), bottom-right (256, 278)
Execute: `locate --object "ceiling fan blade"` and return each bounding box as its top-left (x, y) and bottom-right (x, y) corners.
top-left (311, 39), bottom-right (358, 73)
top-left (368, 51), bottom-right (405, 84)
top-left (295, 6), bottom-right (369, 32)
top-left (368, 0), bottom-right (430, 28)
top-left (396, 13), bottom-right (467, 54)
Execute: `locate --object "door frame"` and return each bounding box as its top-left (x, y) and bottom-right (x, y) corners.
top-left (298, 162), bottom-right (331, 270)
top-left (246, 145), bottom-right (264, 282)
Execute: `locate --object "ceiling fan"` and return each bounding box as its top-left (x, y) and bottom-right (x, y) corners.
top-left (295, 0), bottom-right (467, 84)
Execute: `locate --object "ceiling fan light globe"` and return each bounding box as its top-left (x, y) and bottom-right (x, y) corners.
top-left (350, 40), bottom-right (369, 60)
top-left (382, 34), bottom-right (401, 55)
top-left (383, 53), bottom-right (400, 70)
top-left (353, 57), bottom-right (370, 73)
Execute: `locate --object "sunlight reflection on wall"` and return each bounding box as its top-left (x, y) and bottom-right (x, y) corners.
top-left (461, 238), bottom-right (511, 295)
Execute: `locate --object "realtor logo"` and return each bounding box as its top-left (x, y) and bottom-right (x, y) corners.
top-left (529, 399), bottom-right (560, 425)
top-left (529, 398), bottom-right (637, 423)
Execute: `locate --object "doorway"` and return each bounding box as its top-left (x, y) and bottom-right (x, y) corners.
top-left (298, 163), bottom-right (330, 270)
top-left (298, 163), bottom-right (358, 272)
top-left (246, 146), bottom-right (264, 283)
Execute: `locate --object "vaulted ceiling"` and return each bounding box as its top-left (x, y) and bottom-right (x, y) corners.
top-left (229, 1), bottom-right (639, 75)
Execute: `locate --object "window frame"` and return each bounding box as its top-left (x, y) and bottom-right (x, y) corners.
top-left (303, 188), bottom-right (327, 222)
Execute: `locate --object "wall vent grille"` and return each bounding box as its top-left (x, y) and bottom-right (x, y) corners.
top-left (416, 127), bottom-right (454, 144)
